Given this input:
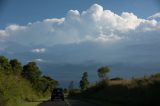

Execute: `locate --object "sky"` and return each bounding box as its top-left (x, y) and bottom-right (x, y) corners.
top-left (0, 0), bottom-right (160, 28)
top-left (0, 0), bottom-right (160, 87)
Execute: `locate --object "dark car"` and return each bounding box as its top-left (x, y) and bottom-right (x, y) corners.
top-left (51, 88), bottom-right (64, 101)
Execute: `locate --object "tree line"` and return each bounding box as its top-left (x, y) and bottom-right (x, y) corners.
top-left (0, 55), bottom-right (58, 106)
top-left (70, 66), bottom-right (160, 106)
top-left (79, 66), bottom-right (110, 90)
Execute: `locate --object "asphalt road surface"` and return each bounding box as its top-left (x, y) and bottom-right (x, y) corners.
top-left (38, 99), bottom-right (97, 106)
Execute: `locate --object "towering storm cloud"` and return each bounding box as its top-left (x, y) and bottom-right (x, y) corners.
top-left (0, 4), bottom-right (159, 47)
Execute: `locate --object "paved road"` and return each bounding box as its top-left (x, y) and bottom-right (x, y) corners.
top-left (38, 99), bottom-right (96, 106)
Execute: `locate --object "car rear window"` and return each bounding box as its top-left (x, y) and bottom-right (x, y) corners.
top-left (54, 89), bottom-right (63, 93)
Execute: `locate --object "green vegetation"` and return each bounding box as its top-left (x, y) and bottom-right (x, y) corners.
top-left (1, 55), bottom-right (160, 106)
top-left (0, 55), bottom-right (58, 106)
top-left (17, 101), bottom-right (40, 106)
top-left (98, 66), bottom-right (110, 80)
top-left (70, 66), bottom-right (160, 106)
top-left (79, 72), bottom-right (89, 90)
top-left (17, 98), bottom-right (49, 106)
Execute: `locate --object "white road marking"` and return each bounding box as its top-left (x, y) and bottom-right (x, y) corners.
top-left (65, 99), bottom-right (72, 106)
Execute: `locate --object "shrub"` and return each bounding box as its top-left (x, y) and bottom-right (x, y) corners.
top-left (0, 73), bottom-right (37, 106)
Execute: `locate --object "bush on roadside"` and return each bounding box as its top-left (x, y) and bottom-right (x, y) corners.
top-left (0, 72), bottom-right (38, 106)
top-left (70, 73), bottom-right (160, 106)
top-left (0, 55), bottom-right (58, 106)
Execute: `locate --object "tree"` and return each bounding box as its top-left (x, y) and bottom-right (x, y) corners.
top-left (98, 66), bottom-right (110, 80)
top-left (68, 81), bottom-right (75, 96)
top-left (0, 56), bottom-right (12, 74)
top-left (63, 88), bottom-right (68, 94)
top-left (68, 81), bottom-right (74, 91)
top-left (0, 55), bottom-right (59, 105)
top-left (22, 62), bottom-right (42, 83)
top-left (42, 75), bottom-right (58, 93)
top-left (10, 59), bottom-right (22, 75)
top-left (80, 72), bottom-right (89, 90)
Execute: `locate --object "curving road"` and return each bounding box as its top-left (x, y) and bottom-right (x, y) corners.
top-left (38, 99), bottom-right (97, 106)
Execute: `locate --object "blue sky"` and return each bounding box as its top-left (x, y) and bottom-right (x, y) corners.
top-left (0, 0), bottom-right (160, 28)
top-left (0, 0), bottom-right (160, 87)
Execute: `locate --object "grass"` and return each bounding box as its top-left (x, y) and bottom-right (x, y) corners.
top-left (69, 74), bottom-right (160, 106)
top-left (17, 98), bottom-right (50, 106)
top-left (17, 101), bottom-right (40, 106)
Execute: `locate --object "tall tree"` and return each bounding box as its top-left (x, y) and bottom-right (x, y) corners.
top-left (0, 56), bottom-right (12, 74)
top-left (98, 66), bottom-right (110, 80)
top-left (22, 62), bottom-right (41, 83)
top-left (42, 75), bottom-right (58, 93)
top-left (10, 59), bottom-right (22, 75)
top-left (68, 81), bottom-right (74, 91)
top-left (68, 81), bottom-right (75, 96)
top-left (80, 72), bottom-right (89, 90)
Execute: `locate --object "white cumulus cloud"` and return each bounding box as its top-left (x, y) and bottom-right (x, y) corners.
top-left (32, 48), bottom-right (46, 53)
top-left (30, 58), bottom-right (44, 63)
top-left (0, 4), bottom-right (159, 47)
top-left (0, 4), bottom-right (160, 80)
top-left (148, 12), bottom-right (160, 19)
